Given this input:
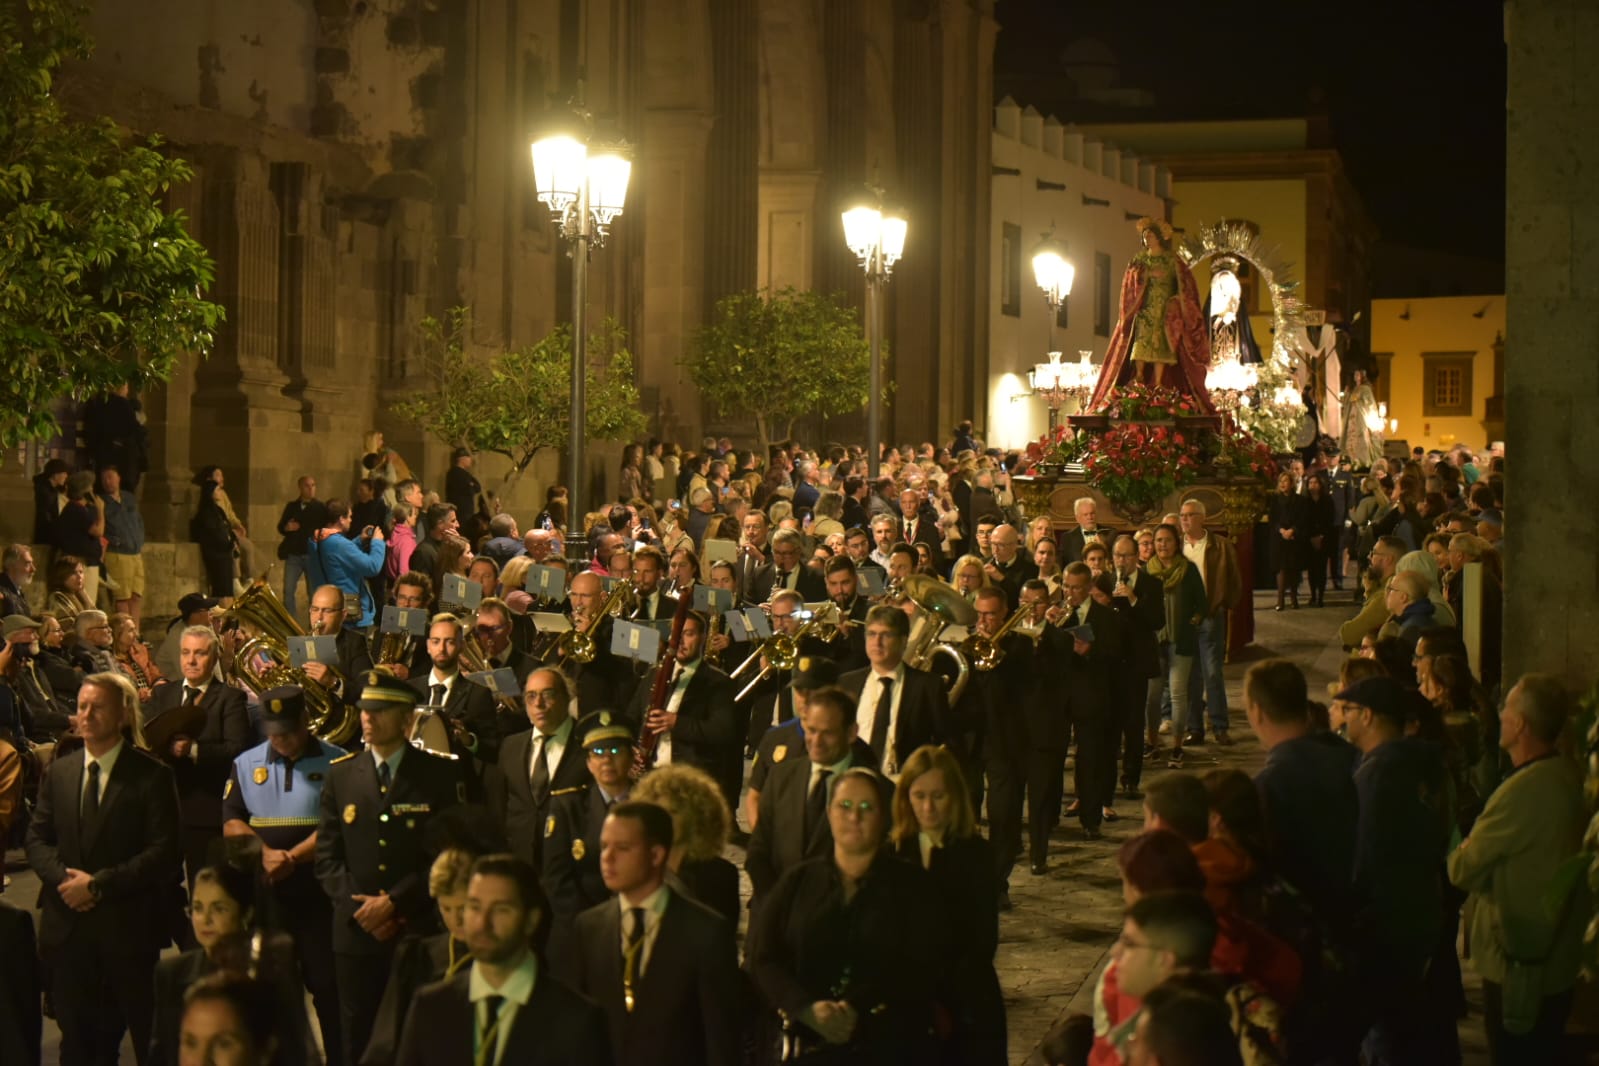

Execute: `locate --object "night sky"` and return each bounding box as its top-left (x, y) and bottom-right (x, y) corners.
top-left (993, 1), bottom-right (1507, 263)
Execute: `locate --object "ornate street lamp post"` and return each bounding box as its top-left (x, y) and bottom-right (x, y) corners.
top-left (531, 111), bottom-right (630, 561)
top-left (842, 186), bottom-right (906, 478)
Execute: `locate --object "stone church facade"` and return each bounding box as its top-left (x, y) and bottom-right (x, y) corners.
top-left (6, 0), bottom-right (996, 552)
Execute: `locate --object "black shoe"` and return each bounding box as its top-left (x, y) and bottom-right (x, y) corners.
top-left (1214, 731), bottom-right (1235, 747)
top-left (1084, 826), bottom-right (1103, 841)
top-left (1030, 861), bottom-right (1048, 875)
top-left (1141, 743), bottom-right (1159, 760)
top-left (1273, 604), bottom-right (1284, 612)
top-left (998, 889), bottom-right (1014, 912)
top-left (1185, 733), bottom-right (1205, 746)
top-left (1102, 806), bottom-right (1119, 822)
top-left (1122, 785), bottom-right (1143, 800)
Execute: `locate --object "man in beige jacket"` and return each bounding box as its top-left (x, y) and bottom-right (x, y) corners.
top-left (1447, 674), bottom-right (1588, 1062)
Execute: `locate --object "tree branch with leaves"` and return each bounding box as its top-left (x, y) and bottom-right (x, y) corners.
top-left (392, 308), bottom-right (647, 486)
top-left (0, 0), bottom-right (222, 451)
top-left (684, 288), bottom-right (878, 450)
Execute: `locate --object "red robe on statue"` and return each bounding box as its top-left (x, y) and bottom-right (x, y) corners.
top-left (1089, 252), bottom-right (1215, 414)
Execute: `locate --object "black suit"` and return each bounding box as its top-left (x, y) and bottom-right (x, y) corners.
top-left (898, 511), bottom-right (943, 572)
top-left (744, 740), bottom-right (878, 900)
top-left (986, 555), bottom-right (1038, 610)
top-left (734, 547), bottom-right (772, 606)
top-left (1021, 626), bottom-right (1073, 866)
top-left (0, 900), bottom-right (40, 1066)
top-left (962, 632), bottom-right (1033, 892)
top-left (572, 890), bottom-right (742, 1066)
top-left (752, 564), bottom-right (826, 606)
top-left (838, 664), bottom-right (950, 772)
top-left (333, 626), bottom-right (377, 694)
top-left (568, 618), bottom-right (638, 716)
top-left (1111, 571), bottom-right (1165, 792)
top-left (144, 680), bottom-right (252, 882)
top-left (630, 588), bottom-right (680, 622)
top-left (495, 724), bottom-right (590, 871)
top-left (492, 646), bottom-right (539, 689)
top-left (1059, 526), bottom-right (1118, 565)
top-left (395, 967), bottom-right (612, 1066)
top-left (407, 671), bottom-right (522, 778)
top-left (841, 495), bottom-right (868, 532)
top-left (315, 746), bottom-right (465, 1066)
top-left (25, 744), bottom-right (182, 1065)
top-left (1058, 599), bottom-right (1123, 830)
top-left (625, 662), bottom-right (741, 812)
top-left (542, 784), bottom-right (614, 973)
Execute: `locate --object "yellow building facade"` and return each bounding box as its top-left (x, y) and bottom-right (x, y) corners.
top-left (1369, 296), bottom-right (1505, 452)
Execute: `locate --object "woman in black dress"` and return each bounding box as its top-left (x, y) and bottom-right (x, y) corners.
top-left (149, 865), bottom-right (317, 1066)
top-left (1303, 471), bottom-right (1338, 607)
top-left (750, 768), bottom-right (944, 1065)
top-left (890, 746), bottom-right (1005, 1066)
top-left (191, 476), bottom-right (237, 598)
top-left (1268, 471), bottom-right (1306, 611)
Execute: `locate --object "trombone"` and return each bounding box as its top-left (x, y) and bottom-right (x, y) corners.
top-left (553, 580), bottom-right (634, 665)
top-left (729, 607), bottom-right (830, 702)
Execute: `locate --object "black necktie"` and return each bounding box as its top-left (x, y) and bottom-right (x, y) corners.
top-left (530, 734), bottom-right (549, 801)
top-left (82, 760), bottom-right (100, 821)
top-left (183, 686), bottom-right (201, 707)
top-left (476, 994), bottom-right (504, 1066)
top-left (378, 760), bottom-right (392, 794)
top-left (626, 906), bottom-right (647, 953)
top-left (775, 569), bottom-right (789, 590)
top-left (868, 678), bottom-right (894, 759)
top-left (806, 768), bottom-right (832, 835)
top-left (430, 683), bottom-right (446, 707)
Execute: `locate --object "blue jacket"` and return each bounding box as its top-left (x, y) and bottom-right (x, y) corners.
top-left (307, 533), bottom-right (386, 628)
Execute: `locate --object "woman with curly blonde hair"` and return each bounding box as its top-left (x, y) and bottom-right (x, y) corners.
top-left (631, 762), bottom-right (739, 921)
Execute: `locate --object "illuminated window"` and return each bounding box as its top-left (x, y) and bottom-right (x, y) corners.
top-left (1001, 223), bottom-right (1021, 317)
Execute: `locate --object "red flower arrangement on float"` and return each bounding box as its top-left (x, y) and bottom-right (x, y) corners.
top-left (1100, 382), bottom-right (1203, 422)
top-left (1081, 420), bottom-right (1200, 516)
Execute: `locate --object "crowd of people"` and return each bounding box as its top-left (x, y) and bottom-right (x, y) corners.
top-left (0, 422), bottom-right (1585, 1066)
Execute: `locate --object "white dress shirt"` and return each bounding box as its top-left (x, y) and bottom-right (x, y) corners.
top-left (618, 883), bottom-right (671, 977)
top-left (657, 661), bottom-right (698, 765)
top-left (529, 715), bottom-right (573, 785)
top-left (1183, 534), bottom-right (1210, 594)
top-left (469, 952), bottom-right (537, 1066)
top-left (82, 740), bottom-right (124, 806)
top-left (854, 663), bottom-right (907, 772)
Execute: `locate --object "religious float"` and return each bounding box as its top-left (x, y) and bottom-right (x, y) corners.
top-left (1013, 218), bottom-right (1329, 653)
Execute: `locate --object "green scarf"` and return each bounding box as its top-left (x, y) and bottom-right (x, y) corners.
top-left (1145, 553), bottom-right (1190, 592)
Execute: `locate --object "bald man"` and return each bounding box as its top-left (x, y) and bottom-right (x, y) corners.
top-left (565, 571), bottom-right (637, 715)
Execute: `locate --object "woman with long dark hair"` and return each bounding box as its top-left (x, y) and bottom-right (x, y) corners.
top-left (1302, 471), bottom-right (1337, 607)
top-left (1268, 471), bottom-right (1306, 611)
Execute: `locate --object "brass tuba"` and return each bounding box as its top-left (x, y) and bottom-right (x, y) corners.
top-left (899, 575), bottom-right (975, 705)
top-left (224, 578), bottom-right (358, 745)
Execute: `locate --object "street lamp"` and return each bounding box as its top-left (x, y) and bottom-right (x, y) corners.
top-left (531, 110), bottom-right (631, 562)
top-left (1031, 234), bottom-right (1074, 349)
top-left (842, 185), bottom-right (907, 478)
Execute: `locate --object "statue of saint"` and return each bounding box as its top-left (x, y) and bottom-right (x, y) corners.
top-left (1089, 217), bottom-right (1215, 413)
top-left (1340, 366), bottom-right (1384, 470)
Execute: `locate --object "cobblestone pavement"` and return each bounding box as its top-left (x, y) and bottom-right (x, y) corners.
top-left (997, 589), bottom-right (1353, 1063)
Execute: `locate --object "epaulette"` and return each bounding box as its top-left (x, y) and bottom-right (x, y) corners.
top-left (550, 784), bottom-right (589, 797)
top-left (330, 751), bottom-right (359, 764)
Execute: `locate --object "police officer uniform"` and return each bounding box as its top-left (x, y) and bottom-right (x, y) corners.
top-left (543, 711), bottom-right (634, 975)
top-left (315, 671), bottom-right (465, 1066)
top-left (221, 685), bottom-right (346, 1058)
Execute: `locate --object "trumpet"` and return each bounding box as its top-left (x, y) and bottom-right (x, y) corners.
top-left (964, 606), bottom-right (1031, 671)
top-left (704, 606), bottom-right (724, 669)
top-left (555, 580), bottom-right (634, 664)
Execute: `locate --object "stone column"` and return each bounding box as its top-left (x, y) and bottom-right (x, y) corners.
top-left (1503, 0), bottom-right (1599, 686)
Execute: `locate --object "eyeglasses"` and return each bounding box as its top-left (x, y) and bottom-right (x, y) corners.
top-left (832, 798), bottom-right (876, 815)
top-left (474, 623), bottom-right (507, 635)
top-left (588, 743), bottom-right (628, 757)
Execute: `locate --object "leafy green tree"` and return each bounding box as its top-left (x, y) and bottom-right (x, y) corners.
top-left (0, 0), bottom-right (222, 449)
top-left (685, 287), bottom-right (876, 449)
top-left (392, 308), bottom-right (647, 484)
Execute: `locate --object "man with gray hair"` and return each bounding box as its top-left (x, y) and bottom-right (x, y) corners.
top-left (1448, 674), bottom-right (1586, 1058)
top-left (1177, 497), bottom-right (1242, 745)
top-left (793, 459), bottom-right (821, 516)
top-left (141, 623), bottom-right (251, 885)
top-left (1060, 496), bottom-right (1116, 564)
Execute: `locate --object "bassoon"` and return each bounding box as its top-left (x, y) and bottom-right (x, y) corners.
top-left (631, 587), bottom-right (695, 776)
